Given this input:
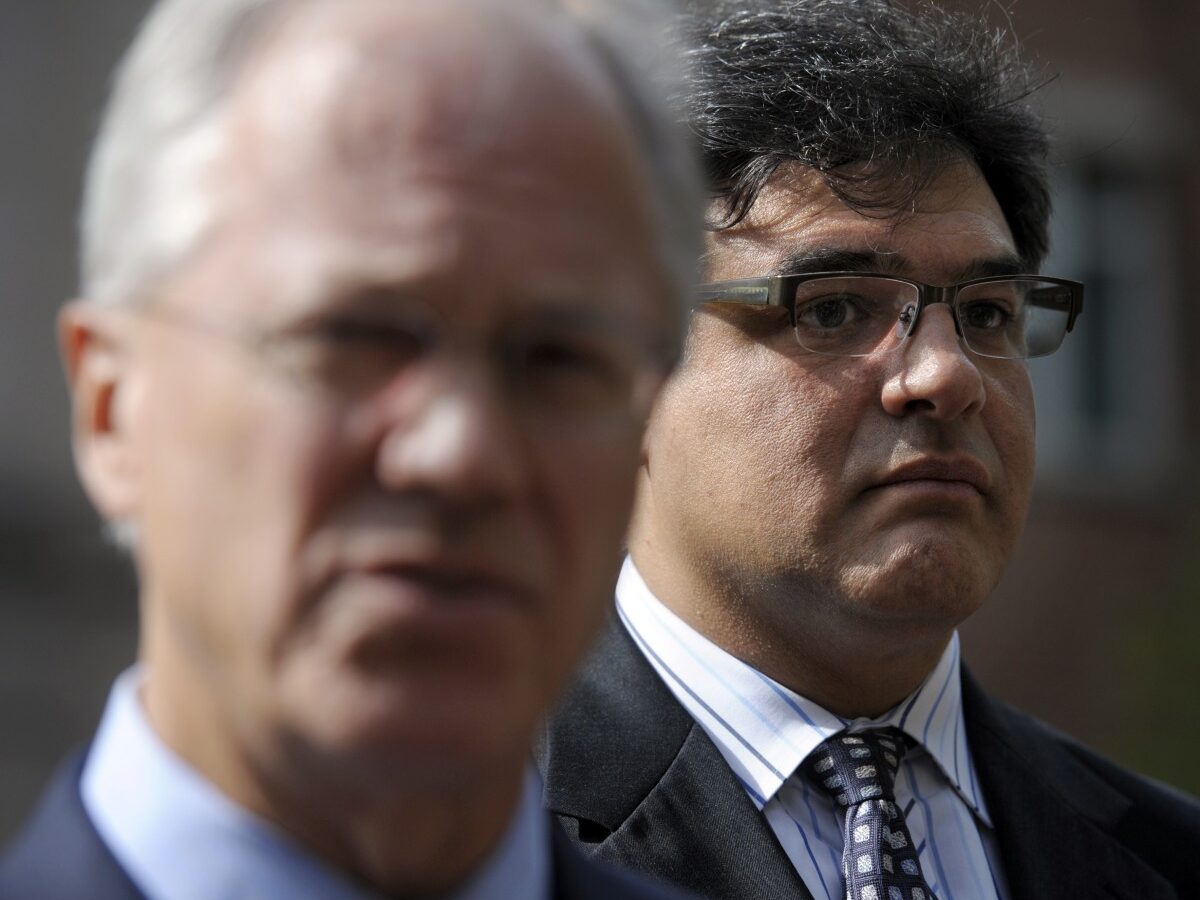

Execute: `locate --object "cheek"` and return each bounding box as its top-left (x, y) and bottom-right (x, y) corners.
top-left (778, 358), bottom-right (874, 476)
top-left (143, 355), bottom-right (359, 655)
top-left (546, 422), bottom-right (642, 575)
top-left (732, 354), bottom-right (866, 502)
top-left (237, 403), bottom-right (396, 683)
top-left (655, 348), bottom-right (856, 546)
top-left (136, 345), bottom-right (272, 588)
top-left (531, 424), bottom-right (643, 683)
top-left (986, 369), bottom-right (1037, 499)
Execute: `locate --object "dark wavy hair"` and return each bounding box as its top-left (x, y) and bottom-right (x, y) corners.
top-left (680, 0), bottom-right (1053, 267)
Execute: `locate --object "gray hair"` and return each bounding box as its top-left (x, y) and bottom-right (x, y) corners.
top-left (81, 0), bottom-right (702, 330)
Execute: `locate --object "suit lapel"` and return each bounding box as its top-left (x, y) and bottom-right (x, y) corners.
top-left (540, 617), bottom-right (812, 900)
top-left (963, 672), bottom-right (1175, 900)
top-left (600, 724), bottom-right (815, 900)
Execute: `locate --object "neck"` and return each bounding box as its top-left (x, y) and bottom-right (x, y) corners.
top-left (722, 603), bottom-right (950, 718)
top-left (140, 642), bottom-right (527, 896)
top-left (253, 763), bottom-right (526, 897)
top-left (627, 542), bottom-right (953, 719)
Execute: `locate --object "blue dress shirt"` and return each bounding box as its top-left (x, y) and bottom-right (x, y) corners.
top-left (81, 668), bottom-right (550, 900)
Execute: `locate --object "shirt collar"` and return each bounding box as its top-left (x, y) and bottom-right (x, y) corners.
top-left (81, 667), bottom-right (550, 900)
top-left (616, 557), bottom-right (990, 824)
top-left (851, 631), bottom-right (991, 824)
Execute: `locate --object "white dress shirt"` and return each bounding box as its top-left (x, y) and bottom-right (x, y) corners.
top-left (616, 557), bottom-right (1010, 900)
top-left (81, 668), bottom-right (550, 900)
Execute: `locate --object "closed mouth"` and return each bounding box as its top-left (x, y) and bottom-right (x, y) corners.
top-left (356, 561), bottom-right (531, 604)
top-left (869, 458), bottom-right (990, 496)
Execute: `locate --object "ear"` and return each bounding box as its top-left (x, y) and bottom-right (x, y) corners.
top-left (58, 301), bottom-right (143, 523)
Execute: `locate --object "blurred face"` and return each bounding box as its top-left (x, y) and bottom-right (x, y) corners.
top-left (636, 161), bottom-right (1035, 637)
top-left (92, 4), bottom-right (673, 793)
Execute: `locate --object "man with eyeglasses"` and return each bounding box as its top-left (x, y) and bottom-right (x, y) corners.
top-left (0, 0), bottom-right (704, 898)
top-left (539, 2), bottom-right (1200, 898)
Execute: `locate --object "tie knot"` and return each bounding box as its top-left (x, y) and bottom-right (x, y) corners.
top-left (802, 727), bottom-right (909, 809)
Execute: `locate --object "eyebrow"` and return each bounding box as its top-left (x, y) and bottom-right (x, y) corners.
top-left (770, 248), bottom-right (1026, 282)
top-left (282, 279), bottom-right (427, 319)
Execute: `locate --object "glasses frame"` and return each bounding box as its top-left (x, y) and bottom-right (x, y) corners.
top-left (118, 299), bottom-right (674, 420)
top-left (694, 271), bottom-right (1085, 359)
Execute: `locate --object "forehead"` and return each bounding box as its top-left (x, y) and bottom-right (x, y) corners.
top-left (232, 1), bottom-right (617, 187)
top-left (704, 161), bottom-right (1019, 283)
top-left (196, 0), bottom-right (664, 320)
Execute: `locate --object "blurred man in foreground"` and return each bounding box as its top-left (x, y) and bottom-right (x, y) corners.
top-left (540, 2), bottom-right (1200, 898)
top-left (0, 0), bottom-right (701, 897)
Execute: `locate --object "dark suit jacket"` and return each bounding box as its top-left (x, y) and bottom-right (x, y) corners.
top-left (539, 618), bottom-right (1200, 900)
top-left (0, 751), bottom-right (695, 900)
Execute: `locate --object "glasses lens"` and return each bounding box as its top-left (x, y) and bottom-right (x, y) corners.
top-left (790, 276), bottom-right (918, 356)
top-left (955, 278), bottom-right (1074, 359)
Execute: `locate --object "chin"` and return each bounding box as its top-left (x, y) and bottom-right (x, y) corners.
top-left (278, 662), bottom-right (540, 791)
top-left (841, 535), bottom-right (998, 627)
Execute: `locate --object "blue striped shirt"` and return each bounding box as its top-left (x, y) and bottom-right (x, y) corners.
top-left (616, 557), bottom-right (1009, 900)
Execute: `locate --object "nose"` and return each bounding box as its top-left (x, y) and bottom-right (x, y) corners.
top-left (880, 303), bottom-right (986, 420)
top-left (373, 362), bottom-right (528, 508)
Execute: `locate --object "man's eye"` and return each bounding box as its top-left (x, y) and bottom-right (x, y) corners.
top-left (311, 318), bottom-right (426, 354)
top-left (795, 295), bottom-right (869, 330)
top-left (959, 300), bottom-right (1013, 331)
top-left (524, 339), bottom-right (622, 379)
top-left (517, 338), bottom-right (632, 409)
top-left (268, 318), bottom-right (429, 391)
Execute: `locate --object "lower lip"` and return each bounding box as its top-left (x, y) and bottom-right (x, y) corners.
top-left (334, 572), bottom-right (529, 658)
top-left (870, 479), bottom-right (983, 502)
top-left (319, 576), bottom-right (534, 699)
top-left (342, 571), bottom-right (527, 623)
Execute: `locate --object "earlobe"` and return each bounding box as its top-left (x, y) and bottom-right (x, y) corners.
top-left (58, 301), bottom-right (142, 523)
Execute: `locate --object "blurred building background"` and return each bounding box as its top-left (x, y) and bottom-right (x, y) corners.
top-left (1, 0), bottom-right (1197, 843)
top-left (946, 0), bottom-right (1200, 800)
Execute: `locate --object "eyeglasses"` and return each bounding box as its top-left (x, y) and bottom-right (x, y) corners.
top-left (128, 302), bottom-right (674, 421)
top-left (695, 272), bottom-right (1084, 359)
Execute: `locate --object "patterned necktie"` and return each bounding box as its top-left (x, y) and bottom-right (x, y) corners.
top-left (802, 727), bottom-right (935, 900)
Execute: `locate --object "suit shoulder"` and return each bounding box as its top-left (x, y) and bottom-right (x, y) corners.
top-left (1058, 731), bottom-right (1200, 830)
top-left (978, 689), bottom-right (1200, 851)
top-left (0, 753), bottom-right (145, 900)
top-left (1009, 702), bottom-right (1200, 820)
